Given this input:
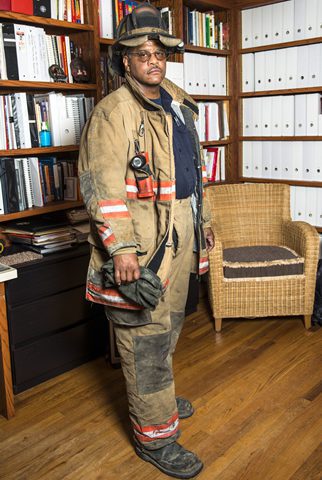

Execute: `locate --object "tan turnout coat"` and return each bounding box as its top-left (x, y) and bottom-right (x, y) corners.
top-left (78, 74), bottom-right (211, 309)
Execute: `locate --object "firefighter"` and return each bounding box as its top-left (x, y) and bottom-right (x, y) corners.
top-left (78, 3), bottom-right (214, 478)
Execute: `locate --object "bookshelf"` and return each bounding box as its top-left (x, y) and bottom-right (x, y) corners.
top-left (236, 0), bottom-right (322, 231)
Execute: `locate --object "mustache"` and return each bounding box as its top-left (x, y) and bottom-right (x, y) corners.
top-left (147, 67), bottom-right (162, 73)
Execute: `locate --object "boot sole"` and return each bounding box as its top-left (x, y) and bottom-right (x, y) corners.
top-left (178, 407), bottom-right (195, 420)
top-left (135, 446), bottom-right (203, 479)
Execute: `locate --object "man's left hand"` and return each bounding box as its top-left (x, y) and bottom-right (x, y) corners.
top-left (204, 227), bottom-right (215, 252)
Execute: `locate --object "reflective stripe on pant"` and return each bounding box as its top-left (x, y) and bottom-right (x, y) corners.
top-left (105, 198), bottom-right (195, 449)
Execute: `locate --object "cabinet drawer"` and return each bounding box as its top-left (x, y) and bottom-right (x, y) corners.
top-left (11, 314), bottom-right (107, 393)
top-left (7, 286), bottom-right (101, 345)
top-left (6, 253), bottom-right (89, 306)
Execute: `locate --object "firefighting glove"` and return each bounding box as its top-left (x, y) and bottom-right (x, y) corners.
top-left (101, 258), bottom-right (164, 311)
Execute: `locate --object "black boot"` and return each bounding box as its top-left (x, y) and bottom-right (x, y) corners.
top-left (176, 397), bottom-right (194, 419)
top-left (135, 441), bottom-right (203, 479)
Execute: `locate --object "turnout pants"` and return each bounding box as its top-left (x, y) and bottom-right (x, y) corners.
top-left (105, 198), bottom-right (195, 449)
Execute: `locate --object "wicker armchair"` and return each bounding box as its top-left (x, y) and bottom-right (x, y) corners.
top-left (207, 183), bottom-right (319, 332)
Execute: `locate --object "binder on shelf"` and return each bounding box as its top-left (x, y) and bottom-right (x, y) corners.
top-left (261, 96), bottom-right (272, 136)
top-left (282, 0), bottom-right (294, 43)
top-left (302, 142), bottom-right (317, 182)
top-left (271, 142), bottom-right (282, 179)
top-left (261, 3), bottom-right (273, 46)
top-left (294, 0), bottom-right (306, 40)
top-left (242, 54), bottom-right (254, 93)
top-left (275, 49), bottom-right (287, 90)
top-left (271, 96), bottom-right (282, 137)
top-left (317, 189), bottom-right (322, 227)
top-left (308, 43), bottom-right (320, 88)
top-left (297, 46), bottom-right (309, 88)
top-left (252, 97), bottom-right (262, 136)
top-left (242, 142), bottom-right (253, 177)
top-left (295, 94), bottom-right (307, 136)
top-left (262, 141), bottom-right (272, 179)
top-left (305, 187), bottom-right (317, 225)
top-left (306, 93), bottom-right (320, 136)
top-left (99, 0), bottom-right (114, 38)
top-left (254, 51), bottom-right (265, 92)
top-left (305, 0), bottom-right (318, 39)
top-left (252, 141), bottom-right (262, 178)
top-left (252, 6), bottom-right (262, 48)
top-left (264, 50), bottom-right (275, 90)
top-left (285, 46), bottom-right (297, 90)
top-left (242, 8), bottom-right (253, 49)
top-left (281, 95), bottom-right (295, 136)
top-left (290, 141), bottom-right (303, 181)
top-left (33, 0), bottom-right (51, 18)
top-left (271, 1), bottom-right (283, 44)
top-left (2, 23), bottom-right (19, 81)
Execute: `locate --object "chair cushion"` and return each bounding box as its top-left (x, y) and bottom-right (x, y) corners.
top-left (223, 245), bottom-right (304, 279)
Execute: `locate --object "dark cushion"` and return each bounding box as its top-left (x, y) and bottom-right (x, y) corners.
top-left (223, 245), bottom-right (304, 279)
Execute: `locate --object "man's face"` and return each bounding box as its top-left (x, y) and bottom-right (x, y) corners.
top-left (123, 39), bottom-right (167, 88)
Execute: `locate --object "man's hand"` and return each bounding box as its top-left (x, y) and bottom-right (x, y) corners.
top-left (113, 253), bottom-right (140, 285)
top-left (204, 227), bottom-right (215, 252)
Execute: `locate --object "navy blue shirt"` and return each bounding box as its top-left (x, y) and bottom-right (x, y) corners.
top-left (152, 88), bottom-right (197, 199)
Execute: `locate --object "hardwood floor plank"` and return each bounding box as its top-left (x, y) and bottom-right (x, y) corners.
top-left (0, 301), bottom-right (321, 480)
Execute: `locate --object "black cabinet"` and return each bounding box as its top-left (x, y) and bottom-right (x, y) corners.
top-left (5, 245), bottom-right (108, 394)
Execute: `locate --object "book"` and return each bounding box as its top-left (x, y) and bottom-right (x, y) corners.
top-left (0, 263), bottom-right (17, 282)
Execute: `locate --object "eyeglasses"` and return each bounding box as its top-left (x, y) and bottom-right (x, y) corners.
top-left (128, 50), bottom-right (169, 63)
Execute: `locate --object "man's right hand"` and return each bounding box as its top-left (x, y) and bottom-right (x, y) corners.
top-left (113, 253), bottom-right (140, 285)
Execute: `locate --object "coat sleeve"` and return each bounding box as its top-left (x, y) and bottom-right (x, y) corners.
top-left (78, 108), bottom-right (137, 256)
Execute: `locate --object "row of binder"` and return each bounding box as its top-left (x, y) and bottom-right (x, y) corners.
top-left (242, 0), bottom-right (322, 49)
top-left (183, 7), bottom-right (229, 50)
top-left (290, 186), bottom-right (322, 227)
top-left (243, 141), bottom-right (322, 182)
top-left (0, 92), bottom-right (94, 150)
top-left (242, 44), bottom-right (322, 93)
top-left (0, 156), bottom-right (79, 215)
top-left (204, 147), bottom-right (226, 182)
top-left (195, 102), bottom-right (229, 142)
top-left (243, 94), bottom-right (322, 137)
top-left (0, 22), bottom-right (76, 83)
top-left (184, 53), bottom-right (227, 96)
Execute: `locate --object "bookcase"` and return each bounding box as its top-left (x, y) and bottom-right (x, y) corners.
top-left (236, 0), bottom-right (322, 233)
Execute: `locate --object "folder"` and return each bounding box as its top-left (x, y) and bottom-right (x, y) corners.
top-left (254, 51), bottom-right (265, 91)
top-left (242, 8), bottom-right (253, 48)
top-left (306, 93), bottom-right (320, 136)
top-left (262, 141), bottom-right (272, 178)
top-left (261, 96), bottom-right (272, 136)
top-left (2, 23), bottom-right (19, 80)
top-left (271, 1), bottom-right (283, 44)
top-left (295, 94), bottom-right (307, 136)
top-left (294, 0), bottom-right (306, 40)
top-left (242, 53), bottom-right (254, 92)
top-left (281, 95), bottom-right (295, 136)
top-left (242, 142), bottom-right (253, 177)
top-left (282, 0), bottom-right (295, 42)
top-left (261, 3), bottom-right (273, 45)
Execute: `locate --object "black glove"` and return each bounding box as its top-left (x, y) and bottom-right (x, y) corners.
top-left (102, 258), bottom-right (164, 311)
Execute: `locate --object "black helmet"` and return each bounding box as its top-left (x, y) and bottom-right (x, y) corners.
top-left (110, 2), bottom-right (184, 76)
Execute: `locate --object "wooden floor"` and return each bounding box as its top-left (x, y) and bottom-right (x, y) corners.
top-left (1, 300), bottom-right (321, 480)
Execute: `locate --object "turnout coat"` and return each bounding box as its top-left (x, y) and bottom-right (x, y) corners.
top-left (78, 74), bottom-right (212, 309)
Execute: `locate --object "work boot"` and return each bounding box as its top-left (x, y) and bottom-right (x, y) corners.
top-left (135, 441), bottom-right (203, 479)
top-left (176, 397), bottom-right (194, 419)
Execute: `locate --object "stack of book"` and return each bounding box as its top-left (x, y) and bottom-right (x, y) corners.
top-left (66, 207), bottom-right (89, 243)
top-left (0, 1), bottom-right (84, 24)
top-left (1, 213), bottom-right (76, 254)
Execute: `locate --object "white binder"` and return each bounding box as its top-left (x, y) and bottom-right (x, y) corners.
top-left (219, 57), bottom-right (227, 95)
top-left (242, 54), bottom-right (255, 92)
top-left (305, 187), bottom-right (318, 225)
top-left (285, 46), bottom-right (298, 89)
top-left (271, 142), bottom-right (283, 179)
top-left (252, 6), bottom-right (263, 47)
top-left (265, 50), bottom-right (276, 90)
top-left (316, 189), bottom-right (322, 227)
top-left (242, 142), bottom-right (253, 177)
top-left (242, 9), bottom-right (253, 48)
top-left (200, 55), bottom-right (209, 94)
top-left (271, 2), bottom-right (283, 44)
top-left (183, 53), bottom-right (194, 94)
top-left (294, 0), bottom-right (306, 40)
top-left (295, 94), bottom-right (307, 136)
top-left (261, 96), bottom-right (272, 136)
top-left (100, 0), bottom-right (114, 38)
top-left (252, 141), bottom-right (263, 178)
top-left (253, 97), bottom-right (262, 136)
top-left (281, 95), bottom-right (295, 136)
top-left (208, 56), bottom-right (220, 95)
top-left (275, 48), bottom-right (287, 90)
top-left (282, 0), bottom-right (295, 42)
top-left (302, 142), bottom-right (317, 181)
top-left (242, 99), bottom-right (252, 136)
top-left (166, 62), bottom-right (184, 89)
top-left (318, 0), bottom-right (322, 38)
top-left (291, 141), bottom-right (304, 180)
top-left (254, 51), bottom-right (265, 91)
top-left (261, 3), bottom-right (273, 45)
top-left (14, 24), bottom-right (31, 81)
top-left (306, 93), bottom-right (320, 136)
top-left (281, 142), bottom-right (292, 179)
top-left (293, 186), bottom-right (306, 221)
top-left (262, 141), bottom-right (272, 178)
top-left (308, 43), bottom-right (321, 87)
top-left (271, 96), bottom-right (283, 136)
top-left (305, 0), bottom-right (318, 38)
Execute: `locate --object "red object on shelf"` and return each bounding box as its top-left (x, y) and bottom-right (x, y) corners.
top-left (0, 0), bottom-right (11, 10)
top-left (11, 0), bottom-right (33, 15)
